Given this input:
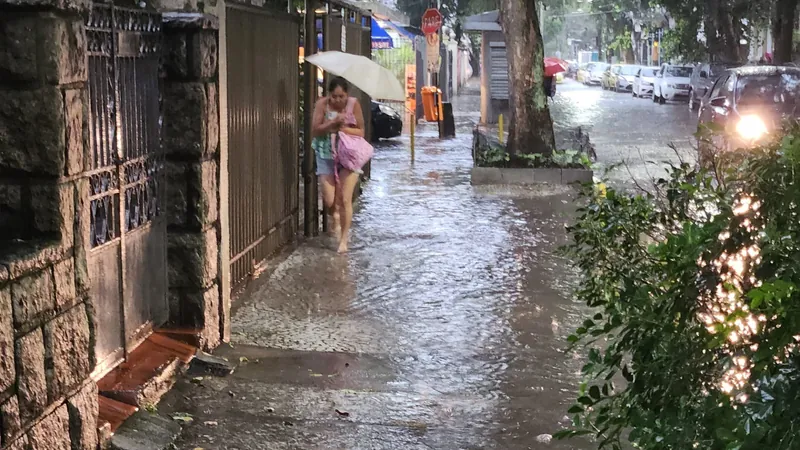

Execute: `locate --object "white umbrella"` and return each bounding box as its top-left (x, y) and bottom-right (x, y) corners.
top-left (305, 51), bottom-right (405, 101)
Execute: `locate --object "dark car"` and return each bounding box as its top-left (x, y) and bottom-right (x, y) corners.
top-left (689, 62), bottom-right (740, 110)
top-left (697, 66), bottom-right (800, 164)
top-left (371, 101), bottom-right (402, 141)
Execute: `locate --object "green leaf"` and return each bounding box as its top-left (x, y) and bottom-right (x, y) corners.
top-left (589, 385), bottom-right (601, 400)
top-left (567, 405), bottom-right (585, 414)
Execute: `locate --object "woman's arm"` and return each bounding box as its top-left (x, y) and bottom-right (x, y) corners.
top-left (340, 99), bottom-right (365, 138)
top-left (312, 98), bottom-right (342, 137)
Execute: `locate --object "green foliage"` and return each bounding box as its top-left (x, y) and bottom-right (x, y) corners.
top-left (558, 123), bottom-right (800, 449)
top-left (372, 43), bottom-right (416, 85)
top-left (475, 146), bottom-right (592, 169)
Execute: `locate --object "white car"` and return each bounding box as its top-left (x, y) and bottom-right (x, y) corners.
top-left (588, 63), bottom-right (609, 86)
top-left (653, 64), bottom-right (694, 104)
top-left (632, 66), bottom-right (659, 98)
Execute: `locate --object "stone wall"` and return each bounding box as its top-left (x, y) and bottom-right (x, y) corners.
top-left (0, 0), bottom-right (98, 448)
top-left (161, 13), bottom-right (223, 351)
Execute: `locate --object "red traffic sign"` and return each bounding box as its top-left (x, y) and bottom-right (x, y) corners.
top-left (421, 8), bottom-right (443, 35)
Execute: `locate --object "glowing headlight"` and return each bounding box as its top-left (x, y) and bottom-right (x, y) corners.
top-left (736, 115), bottom-right (768, 141)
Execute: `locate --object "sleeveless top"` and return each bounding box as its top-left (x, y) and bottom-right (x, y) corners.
top-left (311, 102), bottom-right (342, 160)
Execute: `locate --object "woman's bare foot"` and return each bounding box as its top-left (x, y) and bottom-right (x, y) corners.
top-left (337, 238), bottom-right (348, 253)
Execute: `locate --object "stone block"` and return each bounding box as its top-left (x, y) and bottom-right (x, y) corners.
top-left (167, 229), bottom-right (218, 289)
top-left (2, 243), bottom-right (68, 280)
top-left (0, 286), bottom-right (14, 393)
top-left (191, 30), bottom-right (218, 79)
top-left (27, 405), bottom-right (70, 450)
top-left (72, 178), bottom-right (90, 295)
top-left (64, 89), bottom-right (87, 176)
top-left (163, 82), bottom-right (206, 158)
top-left (163, 32), bottom-right (188, 79)
top-left (164, 162), bottom-right (188, 228)
top-left (67, 382), bottom-right (97, 450)
top-left (0, 0), bottom-right (90, 13)
top-left (0, 15), bottom-right (38, 82)
top-left (0, 183), bottom-right (23, 242)
top-left (30, 182), bottom-right (74, 244)
top-left (189, 160), bottom-right (218, 229)
top-left (11, 269), bottom-right (55, 329)
top-left (0, 87), bottom-right (65, 176)
top-left (38, 17), bottom-right (87, 85)
top-left (562, 168), bottom-right (594, 185)
top-left (532, 168), bottom-right (563, 184)
top-left (206, 83), bottom-right (219, 155)
top-left (4, 435), bottom-right (28, 450)
top-left (501, 168), bottom-right (536, 185)
top-left (470, 167), bottom-right (502, 185)
top-left (53, 258), bottom-right (76, 309)
top-left (44, 304), bottom-right (91, 402)
top-left (1, 395), bottom-right (21, 445)
top-left (15, 329), bottom-right (47, 424)
top-left (169, 285), bottom-right (220, 350)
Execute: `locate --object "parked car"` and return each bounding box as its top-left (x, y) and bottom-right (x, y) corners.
top-left (633, 66), bottom-right (659, 98)
top-left (577, 63), bottom-right (592, 84)
top-left (371, 101), bottom-right (402, 141)
top-left (601, 64), bottom-right (620, 90)
top-left (653, 64), bottom-right (694, 104)
top-left (588, 63), bottom-right (610, 86)
top-left (614, 65), bottom-right (641, 92)
top-left (689, 62), bottom-right (740, 110)
top-left (696, 66), bottom-right (800, 164)
top-left (567, 60), bottom-right (579, 78)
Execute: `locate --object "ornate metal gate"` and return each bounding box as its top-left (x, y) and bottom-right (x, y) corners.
top-left (85, 3), bottom-right (168, 375)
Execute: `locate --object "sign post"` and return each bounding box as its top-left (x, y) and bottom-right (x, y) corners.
top-left (421, 7), bottom-right (443, 137)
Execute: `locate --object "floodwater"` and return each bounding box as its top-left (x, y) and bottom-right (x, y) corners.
top-left (161, 80), bottom-right (695, 449)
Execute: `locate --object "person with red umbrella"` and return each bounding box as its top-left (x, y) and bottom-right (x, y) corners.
top-left (543, 57), bottom-right (569, 99)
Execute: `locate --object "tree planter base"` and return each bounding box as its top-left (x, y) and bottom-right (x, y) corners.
top-left (471, 167), bottom-right (593, 186)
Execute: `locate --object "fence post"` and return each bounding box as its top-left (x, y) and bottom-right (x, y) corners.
top-left (303, 0), bottom-right (319, 237)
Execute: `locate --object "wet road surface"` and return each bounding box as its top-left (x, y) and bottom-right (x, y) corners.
top-left (551, 79), bottom-right (698, 188)
top-left (161, 81), bottom-right (694, 449)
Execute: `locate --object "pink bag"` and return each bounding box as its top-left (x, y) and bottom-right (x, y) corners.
top-left (334, 98), bottom-right (374, 180)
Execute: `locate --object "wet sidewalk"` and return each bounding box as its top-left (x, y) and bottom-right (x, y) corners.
top-left (161, 85), bottom-right (592, 449)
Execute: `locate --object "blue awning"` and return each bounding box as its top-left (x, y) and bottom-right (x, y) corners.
top-left (371, 17), bottom-right (393, 49)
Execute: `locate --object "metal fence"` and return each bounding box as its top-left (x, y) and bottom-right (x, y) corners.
top-left (227, 4), bottom-right (300, 286)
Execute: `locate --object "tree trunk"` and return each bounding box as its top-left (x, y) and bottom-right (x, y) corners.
top-left (497, 0), bottom-right (555, 157)
top-left (773, 0), bottom-right (799, 63)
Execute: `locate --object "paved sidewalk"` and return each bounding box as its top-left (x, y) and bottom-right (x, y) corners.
top-left (161, 85), bottom-right (592, 450)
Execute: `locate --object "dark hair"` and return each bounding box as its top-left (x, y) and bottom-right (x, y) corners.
top-left (328, 76), bottom-right (349, 93)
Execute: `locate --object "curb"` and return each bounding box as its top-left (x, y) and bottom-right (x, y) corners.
top-left (471, 167), bottom-right (593, 186)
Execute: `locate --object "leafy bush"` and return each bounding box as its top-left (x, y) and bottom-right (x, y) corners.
top-left (558, 124), bottom-right (800, 449)
top-left (474, 146), bottom-right (592, 169)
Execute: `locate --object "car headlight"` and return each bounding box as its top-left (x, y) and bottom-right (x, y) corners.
top-left (666, 83), bottom-right (675, 89)
top-left (378, 105), bottom-right (397, 116)
top-left (736, 115), bottom-right (768, 141)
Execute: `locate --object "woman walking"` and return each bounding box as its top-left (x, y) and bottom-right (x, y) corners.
top-left (311, 77), bottom-right (366, 253)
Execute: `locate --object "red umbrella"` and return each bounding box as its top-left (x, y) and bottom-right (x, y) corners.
top-left (544, 57), bottom-right (569, 77)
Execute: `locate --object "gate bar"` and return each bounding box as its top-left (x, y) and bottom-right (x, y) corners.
top-left (303, 0), bottom-right (319, 237)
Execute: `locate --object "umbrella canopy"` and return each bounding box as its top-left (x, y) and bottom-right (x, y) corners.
top-left (305, 51), bottom-right (405, 101)
top-left (544, 57), bottom-right (569, 77)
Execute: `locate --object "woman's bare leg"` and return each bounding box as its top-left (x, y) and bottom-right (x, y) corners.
top-left (336, 170), bottom-right (360, 253)
top-left (319, 174), bottom-right (340, 235)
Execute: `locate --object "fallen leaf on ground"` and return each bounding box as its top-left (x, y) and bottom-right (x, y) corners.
top-left (204, 421), bottom-right (218, 427)
top-left (171, 413), bottom-right (194, 424)
top-left (335, 409), bottom-right (350, 417)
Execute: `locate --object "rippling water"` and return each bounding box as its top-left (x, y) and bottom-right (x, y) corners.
top-left (225, 89), bottom-right (593, 448)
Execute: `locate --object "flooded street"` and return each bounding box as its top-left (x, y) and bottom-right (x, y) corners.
top-left (551, 79), bottom-right (698, 188)
top-left (162, 80), bottom-right (693, 449)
